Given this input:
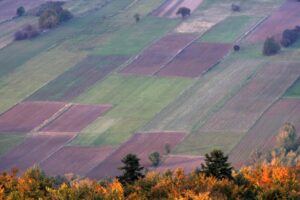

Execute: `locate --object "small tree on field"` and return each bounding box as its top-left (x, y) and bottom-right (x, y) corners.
top-left (16, 6), bottom-right (25, 17)
top-left (39, 10), bottom-right (59, 29)
top-left (149, 152), bottom-right (161, 167)
top-left (133, 13), bottom-right (140, 23)
top-left (164, 143), bottom-right (171, 154)
top-left (201, 149), bottom-right (233, 180)
top-left (231, 4), bottom-right (240, 12)
top-left (263, 37), bottom-right (280, 56)
top-left (117, 154), bottom-right (144, 185)
top-left (176, 7), bottom-right (191, 19)
top-left (276, 122), bottom-right (297, 151)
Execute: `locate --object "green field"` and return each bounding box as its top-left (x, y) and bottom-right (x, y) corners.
top-left (0, 134), bottom-right (25, 157)
top-left (200, 15), bottom-right (260, 43)
top-left (176, 131), bottom-right (245, 155)
top-left (72, 74), bottom-right (193, 146)
top-left (284, 78), bottom-right (300, 98)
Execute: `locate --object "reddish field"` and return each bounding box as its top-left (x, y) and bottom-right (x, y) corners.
top-left (201, 63), bottom-right (300, 133)
top-left (120, 34), bottom-right (198, 76)
top-left (41, 146), bottom-right (115, 176)
top-left (41, 104), bottom-right (111, 132)
top-left (0, 132), bottom-right (76, 172)
top-left (0, 0), bottom-right (49, 22)
top-left (27, 56), bottom-right (128, 101)
top-left (152, 0), bottom-right (203, 18)
top-left (157, 43), bottom-right (232, 78)
top-left (229, 99), bottom-right (300, 167)
top-left (247, 0), bottom-right (300, 43)
top-left (154, 155), bottom-right (204, 173)
top-left (87, 132), bottom-right (186, 179)
top-left (0, 101), bottom-right (66, 133)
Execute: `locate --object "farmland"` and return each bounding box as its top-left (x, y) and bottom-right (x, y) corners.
top-left (41, 146), bottom-right (115, 176)
top-left (0, 0), bottom-right (298, 178)
top-left (73, 75), bottom-right (192, 146)
top-left (87, 132), bottom-right (186, 179)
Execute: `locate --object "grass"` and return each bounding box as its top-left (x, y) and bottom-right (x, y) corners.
top-left (175, 131), bottom-right (245, 155)
top-left (71, 74), bottom-right (193, 146)
top-left (200, 15), bottom-right (260, 43)
top-left (0, 134), bottom-right (25, 157)
top-left (284, 77), bottom-right (300, 98)
top-left (92, 16), bottom-right (180, 55)
top-left (0, 48), bottom-right (86, 113)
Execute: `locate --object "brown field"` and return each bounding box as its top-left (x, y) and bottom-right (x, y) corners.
top-left (229, 99), bottom-right (300, 167)
top-left (157, 43), bottom-right (232, 78)
top-left (27, 55), bottom-right (128, 101)
top-left (86, 132), bottom-right (186, 179)
top-left (0, 101), bottom-right (66, 133)
top-left (246, 0), bottom-right (300, 43)
top-left (201, 63), bottom-right (300, 133)
top-left (0, 132), bottom-right (76, 172)
top-left (41, 104), bottom-right (111, 132)
top-left (152, 0), bottom-right (203, 18)
top-left (154, 155), bottom-right (204, 173)
top-left (41, 146), bottom-right (115, 176)
top-left (120, 34), bottom-right (198, 76)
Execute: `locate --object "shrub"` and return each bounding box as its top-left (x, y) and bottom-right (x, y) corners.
top-left (164, 143), bottom-right (171, 154)
top-left (233, 45), bottom-right (240, 51)
top-left (231, 4), bottom-right (241, 12)
top-left (176, 7), bottom-right (191, 19)
top-left (16, 6), bottom-right (25, 17)
top-left (14, 24), bottom-right (39, 41)
top-left (263, 37), bottom-right (280, 56)
top-left (281, 28), bottom-right (300, 47)
top-left (58, 9), bottom-right (73, 22)
top-left (39, 10), bottom-right (60, 29)
top-left (134, 13), bottom-right (140, 23)
top-left (149, 152), bottom-right (161, 167)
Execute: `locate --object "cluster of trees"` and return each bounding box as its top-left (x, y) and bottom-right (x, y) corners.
top-left (251, 122), bottom-right (300, 166)
top-left (0, 150), bottom-right (299, 199)
top-left (263, 26), bottom-right (300, 56)
top-left (281, 26), bottom-right (300, 47)
top-left (14, 2), bottom-right (72, 41)
top-left (14, 24), bottom-right (39, 41)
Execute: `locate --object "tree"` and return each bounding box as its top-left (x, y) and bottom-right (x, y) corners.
top-left (14, 24), bottom-right (39, 41)
top-left (149, 152), bottom-right (161, 167)
top-left (164, 143), bottom-right (171, 154)
top-left (281, 28), bottom-right (300, 47)
top-left (201, 149), bottom-right (233, 180)
top-left (16, 6), bottom-right (25, 17)
top-left (133, 13), bottom-right (140, 23)
top-left (117, 154), bottom-right (144, 185)
top-left (176, 7), bottom-right (191, 19)
top-left (58, 9), bottom-right (73, 22)
top-left (276, 122), bottom-right (297, 151)
top-left (263, 37), bottom-right (280, 56)
top-left (39, 10), bottom-right (59, 29)
top-left (231, 4), bottom-right (240, 12)
top-left (233, 45), bottom-right (240, 51)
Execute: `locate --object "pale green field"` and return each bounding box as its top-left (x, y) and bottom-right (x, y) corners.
top-left (72, 74), bottom-right (193, 146)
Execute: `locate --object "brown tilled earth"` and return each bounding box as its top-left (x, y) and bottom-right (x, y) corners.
top-left (41, 104), bottom-right (111, 132)
top-left (157, 42), bottom-right (232, 78)
top-left (120, 34), bottom-right (198, 76)
top-left (0, 101), bottom-right (66, 133)
top-left (246, 0), bottom-right (300, 43)
top-left (0, 132), bottom-right (77, 172)
top-left (41, 146), bottom-right (115, 176)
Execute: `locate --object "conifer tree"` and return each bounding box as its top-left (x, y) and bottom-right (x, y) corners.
top-left (201, 149), bottom-right (233, 180)
top-left (117, 154), bottom-right (144, 185)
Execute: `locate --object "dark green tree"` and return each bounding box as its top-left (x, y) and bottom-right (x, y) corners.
top-left (263, 37), bottom-right (281, 56)
top-left (176, 7), bottom-right (191, 19)
top-left (117, 154), bottom-right (144, 185)
top-left (149, 152), bottom-right (161, 167)
top-left (133, 13), bottom-right (140, 23)
top-left (16, 6), bottom-right (25, 17)
top-left (201, 149), bottom-right (233, 180)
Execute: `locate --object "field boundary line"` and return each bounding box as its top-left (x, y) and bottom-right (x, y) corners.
top-left (153, 34), bottom-right (201, 76)
top-left (38, 132), bottom-right (79, 166)
top-left (228, 64), bottom-right (300, 157)
top-left (31, 103), bottom-right (73, 133)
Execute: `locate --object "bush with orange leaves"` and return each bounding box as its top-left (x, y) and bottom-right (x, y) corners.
top-left (0, 164), bottom-right (299, 199)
